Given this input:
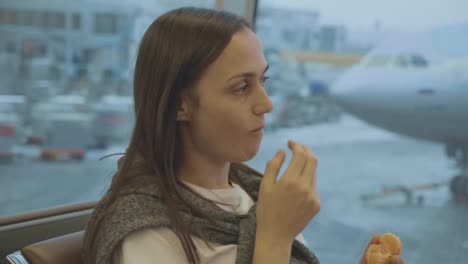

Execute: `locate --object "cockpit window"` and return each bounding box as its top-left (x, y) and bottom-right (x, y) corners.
top-left (394, 55), bottom-right (408, 67)
top-left (409, 54), bottom-right (429, 67)
top-left (393, 54), bottom-right (429, 68)
top-left (365, 55), bottom-right (390, 66)
top-left (365, 53), bottom-right (430, 68)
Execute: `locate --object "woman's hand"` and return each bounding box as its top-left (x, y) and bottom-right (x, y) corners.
top-left (358, 234), bottom-right (406, 264)
top-left (256, 140), bottom-right (320, 245)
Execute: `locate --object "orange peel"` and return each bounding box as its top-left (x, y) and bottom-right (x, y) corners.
top-left (366, 233), bottom-right (402, 264)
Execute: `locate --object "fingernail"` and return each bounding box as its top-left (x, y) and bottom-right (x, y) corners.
top-left (277, 150), bottom-right (284, 157)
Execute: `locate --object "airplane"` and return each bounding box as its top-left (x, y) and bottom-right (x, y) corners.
top-left (329, 23), bottom-right (468, 201)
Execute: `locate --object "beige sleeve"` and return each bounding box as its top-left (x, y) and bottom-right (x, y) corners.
top-left (113, 227), bottom-right (308, 264)
top-left (113, 228), bottom-right (189, 264)
top-left (296, 232), bottom-right (308, 246)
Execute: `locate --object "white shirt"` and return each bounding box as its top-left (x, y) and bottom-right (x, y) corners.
top-left (114, 181), bottom-right (307, 264)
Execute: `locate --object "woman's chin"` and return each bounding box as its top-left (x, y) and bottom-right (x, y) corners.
top-left (233, 146), bottom-right (260, 162)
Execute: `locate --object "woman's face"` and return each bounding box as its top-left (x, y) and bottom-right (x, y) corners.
top-left (182, 28), bottom-right (272, 163)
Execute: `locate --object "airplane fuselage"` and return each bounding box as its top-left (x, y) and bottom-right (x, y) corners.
top-left (332, 66), bottom-right (468, 147)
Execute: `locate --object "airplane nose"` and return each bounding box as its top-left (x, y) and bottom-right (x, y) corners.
top-left (330, 75), bottom-right (363, 110)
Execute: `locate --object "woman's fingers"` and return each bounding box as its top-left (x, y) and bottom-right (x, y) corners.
top-left (367, 234), bottom-right (381, 248)
top-left (282, 140), bottom-right (307, 181)
top-left (263, 150), bottom-right (285, 186)
top-left (301, 146), bottom-right (318, 190)
top-left (257, 140), bottom-right (322, 244)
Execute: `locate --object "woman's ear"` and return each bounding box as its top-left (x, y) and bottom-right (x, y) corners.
top-left (177, 94), bottom-right (192, 121)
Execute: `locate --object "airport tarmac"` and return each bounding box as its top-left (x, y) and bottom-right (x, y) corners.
top-left (1, 114), bottom-right (467, 263)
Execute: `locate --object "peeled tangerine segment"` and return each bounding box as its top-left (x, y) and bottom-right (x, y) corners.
top-left (366, 233), bottom-right (402, 264)
top-left (380, 233), bottom-right (402, 255)
top-left (366, 244), bottom-right (390, 264)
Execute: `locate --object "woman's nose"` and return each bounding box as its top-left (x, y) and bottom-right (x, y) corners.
top-left (253, 87), bottom-right (273, 115)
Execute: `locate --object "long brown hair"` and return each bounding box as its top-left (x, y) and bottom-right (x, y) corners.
top-left (86, 7), bottom-right (251, 264)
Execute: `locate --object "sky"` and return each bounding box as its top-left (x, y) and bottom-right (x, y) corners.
top-left (260, 0), bottom-right (468, 31)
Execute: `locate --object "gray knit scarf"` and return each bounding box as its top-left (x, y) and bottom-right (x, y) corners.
top-left (82, 159), bottom-right (320, 264)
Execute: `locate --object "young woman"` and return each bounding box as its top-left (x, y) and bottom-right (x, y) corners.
top-left (83, 7), bottom-right (406, 264)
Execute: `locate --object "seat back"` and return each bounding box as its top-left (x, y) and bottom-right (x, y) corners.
top-left (19, 231), bottom-right (84, 264)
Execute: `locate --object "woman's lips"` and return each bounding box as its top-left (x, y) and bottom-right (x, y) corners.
top-left (251, 126), bottom-right (264, 135)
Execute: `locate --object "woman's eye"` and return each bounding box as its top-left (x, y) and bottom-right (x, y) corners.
top-left (233, 81), bottom-right (249, 95)
top-left (261, 76), bottom-right (270, 84)
top-left (236, 85), bottom-right (248, 94)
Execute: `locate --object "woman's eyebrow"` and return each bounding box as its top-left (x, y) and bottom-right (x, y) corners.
top-left (227, 65), bottom-right (269, 81)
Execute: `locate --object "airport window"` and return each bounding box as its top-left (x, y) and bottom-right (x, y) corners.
top-left (94, 13), bottom-right (118, 34)
top-left (255, 1), bottom-right (468, 264)
top-left (394, 55), bottom-right (408, 67)
top-left (17, 10), bottom-right (34, 26)
top-left (72, 13), bottom-right (81, 30)
top-left (0, 9), bottom-right (6, 24)
top-left (4, 9), bottom-right (17, 25)
top-left (6, 41), bottom-right (16, 53)
top-left (410, 54), bottom-right (429, 67)
top-left (31, 11), bottom-right (45, 27)
top-left (44, 12), bottom-right (65, 29)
